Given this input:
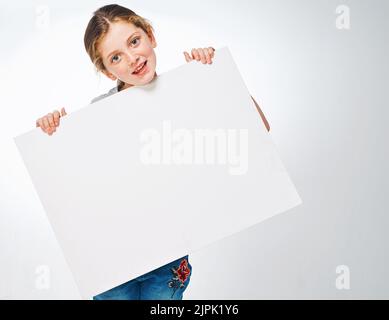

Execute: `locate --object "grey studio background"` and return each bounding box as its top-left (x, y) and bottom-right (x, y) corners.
top-left (0, 0), bottom-right (388, 299)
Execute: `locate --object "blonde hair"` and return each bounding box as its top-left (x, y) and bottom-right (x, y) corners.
top-left (84, 4), bottom-right (154, 91)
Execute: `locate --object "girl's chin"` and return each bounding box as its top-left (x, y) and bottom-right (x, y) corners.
top-left (133, 71), bottom-right (155, 85)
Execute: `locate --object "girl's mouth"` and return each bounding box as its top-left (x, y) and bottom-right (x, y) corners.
top-left (132, 61), bottom-right (148, 76)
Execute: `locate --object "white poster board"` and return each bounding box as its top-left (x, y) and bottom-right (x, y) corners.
top-left (14, 47), bottom-right (301, 299)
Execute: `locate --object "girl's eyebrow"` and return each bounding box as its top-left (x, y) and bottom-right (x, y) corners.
top-left (106, 32), bottom-right (139, 60)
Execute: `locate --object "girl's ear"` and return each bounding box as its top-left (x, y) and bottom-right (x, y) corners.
top-left (102, 69), bottom-right (117, 81)
top-left (147, 29), bottom-right (157, 48)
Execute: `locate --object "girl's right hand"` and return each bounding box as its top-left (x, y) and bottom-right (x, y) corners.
top-left (36, 107), bottom-right (67, 136)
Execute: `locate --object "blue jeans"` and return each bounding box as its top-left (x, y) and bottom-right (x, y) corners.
top-left (93, 255), bottom-right (192, 300)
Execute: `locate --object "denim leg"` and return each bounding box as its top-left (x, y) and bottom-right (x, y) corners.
top-left (93, 255), bottom-right (192, 300)
top-left (93, 277), bottom-right (141, 300)
top-left (140, 255), bottom-right (192, 300)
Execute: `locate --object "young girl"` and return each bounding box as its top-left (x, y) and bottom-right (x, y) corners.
top-left (35, 4), bottom-right (270, 300)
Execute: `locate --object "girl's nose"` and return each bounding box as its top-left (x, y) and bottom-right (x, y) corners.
top-left (125, 51), bottom-right (139, 67)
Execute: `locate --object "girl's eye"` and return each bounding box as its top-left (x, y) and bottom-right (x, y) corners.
top-left (130, 37), bottom-right (140, 46)
top-left (111, 55), bottom-right (121, 63)
top-left (110, 37), bottom-right (140, 63)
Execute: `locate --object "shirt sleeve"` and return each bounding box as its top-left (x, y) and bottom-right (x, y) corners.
top-left (90, 86), bottom-right (119, 104)
top-left (90, 93), bottom-right (109, 104)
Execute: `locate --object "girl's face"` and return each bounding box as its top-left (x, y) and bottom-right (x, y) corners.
top-left (98, 20), bottom-right (157, 88)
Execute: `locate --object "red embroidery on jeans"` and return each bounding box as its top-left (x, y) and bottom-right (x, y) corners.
top-left (167, 258), bottom-right (191, 298)
top-left (176, 259), bottom-right (191, 283)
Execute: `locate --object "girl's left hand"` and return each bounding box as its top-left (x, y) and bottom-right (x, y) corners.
top-left (183, 47), bottom-right (215, 64)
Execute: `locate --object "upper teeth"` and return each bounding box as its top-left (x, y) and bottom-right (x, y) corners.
top-left (134, 62), bottom-right (145, 73)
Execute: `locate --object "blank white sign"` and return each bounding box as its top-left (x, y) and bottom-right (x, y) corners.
top-left (14, 47), bottom-right (301, 299)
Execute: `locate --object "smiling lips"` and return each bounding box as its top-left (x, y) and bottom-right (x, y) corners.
top-left (132, 61), bottom-right (147, 75)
